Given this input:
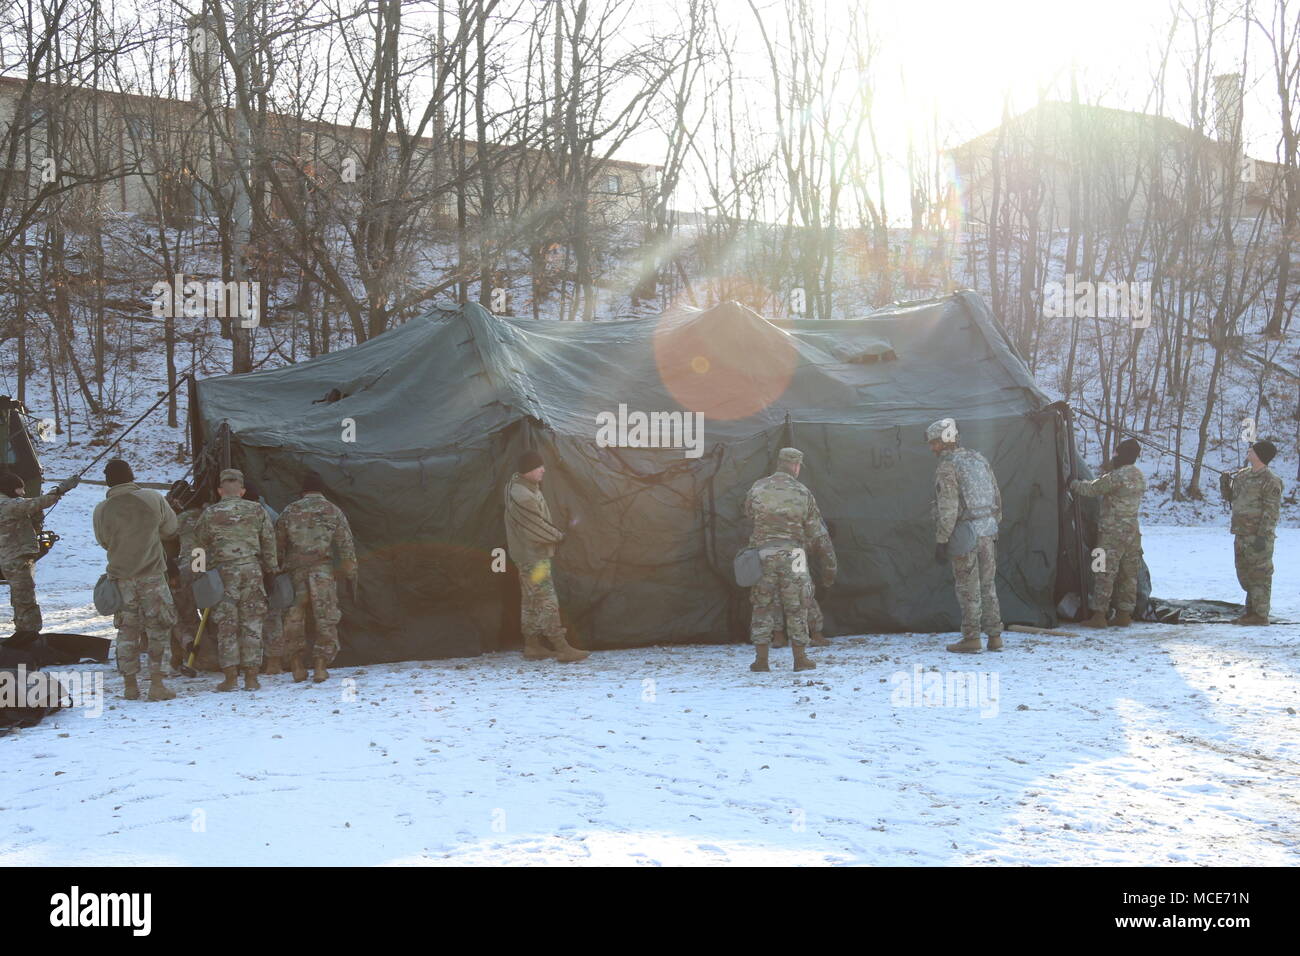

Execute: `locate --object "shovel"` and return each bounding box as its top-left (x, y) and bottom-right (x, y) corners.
top-left (178, 608), bottom-right (211, 678)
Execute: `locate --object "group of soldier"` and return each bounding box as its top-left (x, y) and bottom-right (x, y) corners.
top-left (0, 460), bottom-right (357, 702)
top-left (0, 421), bottom-right (1287, 686)
top-left (503, 418), bottom-right (1285, 673)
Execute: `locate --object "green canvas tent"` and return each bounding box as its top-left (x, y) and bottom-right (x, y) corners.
top-left (190, 291), bottom-right (1124, 664)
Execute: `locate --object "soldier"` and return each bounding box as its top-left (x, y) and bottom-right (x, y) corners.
top-left (276, 472), bottom-right (357, 683)
top-left (163, 481), bottom-right (202, 671)
top-left (504, 450), bottom-right (588, 663)
top-left (929, 418), bottom-right (1004, 654)
top-left (744, 447), bottom-right (833, 672)
top-left (195, 468), bottom-right (277, 691)
top-left (0, 471), bottom-right (77, 642)
top-left (1220, 440), bottom-right (1283, 626)
top-left (772, 517), bottom-right (836, 648)
top-left (92, 459), bottom-right (178, 701)
top-left (245, 480), bottom-right (287, 675)
top-left (1070, 437), bottom-right (1146, 629)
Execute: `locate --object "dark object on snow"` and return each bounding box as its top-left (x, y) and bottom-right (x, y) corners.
top-left (0, 633), bottom-right (110, 666)
top-left (1146, 597), bottom-right (1245, 624)
top-left (190, 291), bottom-right (1130, 662)
top-left (0, 665), bottom-right (70, 730)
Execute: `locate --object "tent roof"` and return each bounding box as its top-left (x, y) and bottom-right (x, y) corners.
top-left (195, 291), bottom-right (1049, 455)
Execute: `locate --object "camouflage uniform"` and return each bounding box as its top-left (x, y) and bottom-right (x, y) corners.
top-left (744, 464), bottom-right (832, 647)
top-left (257, 501), bottom-right (285, 660)
top-left (168, 507), bottom-right (202, 657)
top-left (772, 519), bottom-right (837, 646)
top-left (504, 473), bottom-right (566, 644)
top-left (195, 496), bottom-right (277, 669)
top-left (114, 574), bottom-right (177, 678)
top-left (0, 490), bottom-right (59, 633)
top-left (934, 446), bottom-right (1003, 640)
top-left (1070, 464), bottom-right (1146, 614)
top-left (1224, 465), bottom-right (1283, 618)
top-left (276, 492), bottom-right (356, 664)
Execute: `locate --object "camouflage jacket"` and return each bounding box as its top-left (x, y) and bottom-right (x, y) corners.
top-left (504, 473), bottom-right (564, 567)
top-left (1070, 463), bottom-right (1145, 535)
top-left (196, 496), bottom-right (277, 574)
top-left (744, 472), bottom-right (829, 559)
top-left (934, 447), bottom-right (1001, 543)
top-left (176, 508), bottom-right (202, 569)
top-left (0, 491), bottom-right (58, 563)
top-left (276, 492), bottom-right (357, 572)
top-left (1225, 466), bottom-right (1282, 537)
top-left (807, 518), bottom-right (838, 587)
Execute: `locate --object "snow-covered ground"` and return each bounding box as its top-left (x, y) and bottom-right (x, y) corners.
top-left (1, 521), bottom-right (1296, 866)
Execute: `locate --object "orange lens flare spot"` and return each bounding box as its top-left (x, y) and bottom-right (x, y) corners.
top-left (690, 355), bottom-right (710, 374)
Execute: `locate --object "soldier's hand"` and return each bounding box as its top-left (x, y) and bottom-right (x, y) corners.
top-left (934, 542), bottom-right (948, 564)
top-left (339, 559), bottom-right (357, 580)
top-left (54, 475), bottom-right (80, 496)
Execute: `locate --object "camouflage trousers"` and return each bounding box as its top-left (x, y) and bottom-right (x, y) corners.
top-left (772, 580), bottom-right (823, 645)
top-left (951, 535), bottom-right (1002, 639)
top-left (169, 571), bottom-right (198, 661)
top-left (212, 563), bottom-right (266, 669)
top-left (518, 559), bottom-right (562, 639)
top-left (283, 565), bottom-right (341, 663)
top-left (1234, 533), bottom-right (1274, 617)
top-left (114, 572), bottom-right (177, 677)
top-left (750, 548), bottom-right (812, 646)
top-left (1092, 528), bottom-right (1142, 614)
top-left (1, 558), bottom-right (41, 633)
top-left (262, 607), bottom-right (286, 659)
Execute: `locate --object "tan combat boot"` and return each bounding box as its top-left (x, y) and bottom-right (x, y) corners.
top-left (1112, 611), bottom-right (1133, 628)
top-left (123, 674), bottom-right (140, 701)
top-left (1079, 610), bottom-right (1109, 629)
top-left (792, 643), bottom-right (817, 671)
top-left (772, 631), bottom-right (788, 648)
top-left (147, 668), bottom-right (176, 701)
top-left (809, 632), bottom-right (830, 647)
top-left (313, 656), bottom-right (330, 683)
top-left (986, 633), bottom-right (1004, 652)
top-left (946, 635), bottom-right (983, 654)
top-left (522, 633), bottom-right (553, 661)
top-left (243, 667), bottom-right (261, 691)
top-left (1231, 612), bottom-right (1270, 626)
top-left (289, 654), bottom-right (308, 682)
top-left (216, 666), bottom-right (239, 692)
top-left (750, 643), bottom-right (770, 672)
top-left (549, 629), bottom-right (590, 663)
top-left (264, 656), bottom-right (284, 675)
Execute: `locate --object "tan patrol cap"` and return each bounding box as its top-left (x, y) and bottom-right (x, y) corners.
top-left (925, 418), bottom-right (958, 443)
top-left (778, 447), bottom-right (804, 465)
top-left (219, 468), bottom-right (245, 484)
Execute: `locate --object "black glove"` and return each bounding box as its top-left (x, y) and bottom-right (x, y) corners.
top-left (1219, 471), bottom-right (1233, 499)
top-left (935, 542), bottom-right (948, 564)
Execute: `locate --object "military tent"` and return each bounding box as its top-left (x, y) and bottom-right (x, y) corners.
top-left (190, 290), bottom-right (1121, 664)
